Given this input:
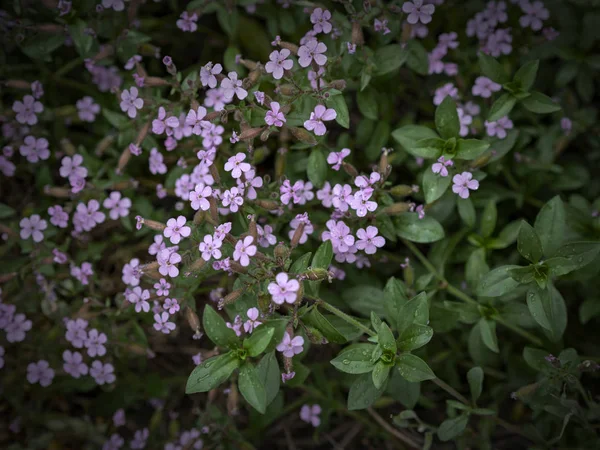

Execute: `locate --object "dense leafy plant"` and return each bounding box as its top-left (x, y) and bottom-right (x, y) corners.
top-left (1, 0), bottom-right (600, 448)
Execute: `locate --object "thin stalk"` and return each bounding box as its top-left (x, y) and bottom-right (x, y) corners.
top-left (313, 298), bottom-right (375, 337)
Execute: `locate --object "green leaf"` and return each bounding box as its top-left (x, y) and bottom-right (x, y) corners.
top-left (455, 139), bottom-right (490, 160)
top-left (555, 61), bottom-right (579, 88)
top-left (238, 363), bottom-right (267, 414)
top-left (423, 167), bottom-right (451, 204)
top-left (307, 148), bottom-right (327, 188)
top-left (410, 137), bottom-right (445, 158)
top-left (343, 286), bottom-right (386, 318)
top-left (289, 252), bottom-right (312, 274)
top-left (243, 327), bottom-right (274, 357)
top-left (395, 213), bottom-right (445, 243)
top-left (435, 96), bottom-right (460, 139)
top-left (488, 129), bottom-right (519, 163)
top-left (480, 200), bottom-right (497, 238)
top-left (202, 305), bottom-right (240, 349)
top-left (521, 92), bottom-right (561, 114)
top-left (466, 248), bottom-right (489, 290)
top-left (472, 408), bottom-right (496, 416)
top-left (303, 308), bottom-right (346, 344)
top-left (391, 125), bottom-right (439, 156)
top-left (523, 347), bottom-right (549, 371)
top-left (534, 196), bottom-right (565, 257)
top-left (544, 242), bottom-right (600, 277)
top-left (513, 60), bottom-right (539, 92)
top-left (517, 221), bottom-right (543, 263)
top-left (438, 414), bottom-right (469, 441)
top-left (325, 93), bottom-right (350, 129)
top-left (527, 285), bottom-right (567, 342)
top-left (372, 361), bottom-right (391, 389)
top-left (256, 352), bottom-right (280, 406)
top-left (396, 292), bottom-right (429, 336)
top-left (405, 40), bottom-right (429, 75)
top-left (397, 325), bottom-right (433, 351)
top-left (479, 318), bottom-right (499, 353)
top-left (20, 34), bottom-right (64, 61)
top-left (348, 372), bottom-right (387, 410)
top-left (307, 240), bottom-right (333, 296)
top-left (383, 277), bottom-right (408, 329)
top-left (508, 266), bottom-right (536, 285)
top-left (476, 265), bottom-right (522, 297)
top-left (0, 203), bottom-right (16, 219)
top-left (579, 298), bottom-right (600, 324)
top-left (387, 370), bottom-right (420, 409)
top-left (216, 4), bottom-right (240, 39)
top-left (478, 53), bottom-right (509, 84)
top-left (487, 93), bottom-right (517, 122)
top-left (102, 110), bottom-right (130, 130)
top-left (331, 344), bottom-right (378, 374)
top-left (377, 322), bottom-right (397, 354)
top-left (467, 367), bottom-right (484, 403)
top-left (457, 197), bottom-right (476, 228)
top-left (68, 20), bottom-right (97, 58)
top-left (365, 120), bottom-right (390, 160)
top-left (396, 354), bottom-right (436, 382)
top-left (373, 44), bottom-right (408, 75)
top-left (186, 353), bottom-right (240, 393)
top-left (357, 86), bottom-right (379, 120)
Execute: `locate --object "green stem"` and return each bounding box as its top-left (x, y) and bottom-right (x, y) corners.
top-left (313, 298), bottom-right (376, 337)
top-left (55, 57), bottom-right (83, 78)
top-left (401, 239), bottom-right (544, 347)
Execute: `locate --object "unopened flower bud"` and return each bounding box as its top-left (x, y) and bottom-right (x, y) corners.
top-left (248, 217), bottom-right (257, 242)
top-left (403, 264), bottom-right (414, 288)
top-left (4, 79), bottom-right (31, 89)
top-left (469, 151), bottom-right (493, 170)
top-left (144, 76), bottom-right (171, 87)
top-left (289, 127), bottom-right (317, 146)
top-left (239, 127), bottom-right (266, 141)
top-left (220, 110), bottom-right (229, 124)
top-left (163, 56), bottom-right (177, 75)
top-left (227, 382), bottom-right (239, 416)
top-left (260, 129), bottom-right (271, 142)
top-left (95, 135), bottom-right (115, 156)
top-left (342, 162), bottom-right (359, 178)
top-left (209, 164), bottom-right (221, 184)
top-left (193, 210), bottom-right (205, 225)
top-left (239, 58), bottom-right (258, 70)
top-left (137, 217), bottom-right (167, 231)
top-left (352, 22), bottom-right (365, 46)
top-left (205, 111), bottom-right (220, 121)
top-left (305, 326), bottom-right (327, 344)
top-left (302, 268), bottom-right (330, 281)
top-left (116, 146), bottom-right (132, 174)
top-left (390, 185), bottom-right (414, 197)
top-left (328, 80), bottom-right (347, 91)
top-left (278, 84), bottom-right (299, 96)
top-left (279, 41), bottom-right (299, 54)
top-left (60, 138), bottom-right (76, 156)
top-left (290, 223), bottom-right (305, 249)
top-left (243, 68), bottom-right (262, 89)
top-left (255, 199), bottom-right (280, 210)
top-left (184, 258), bottom-right (206, 277)
top-left (218, 289), bottom-right (245, 309)
top-left (184, 307), bottom-right (201, 333)
top-left (382, 202), bottom-right (412, 215)
top-left (44, 186), bottom-right (71, 198)
top-left (274, 242), bottom-right (289, 264)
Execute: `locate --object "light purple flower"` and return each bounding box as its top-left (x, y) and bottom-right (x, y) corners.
top-left (561, 117), bottom-right (572, 135)
top-left (243, 307), bottom-right (262, 333)
top-left (254, 91), bottom-right (265, 105)
top-left (130, 428), bottom-right (149, 449)
top-left (356, 226), bottom-right (385, 254)
top-left (164, 216), bottom-right (191, 244)
top-left (322, 220), bottom-right (354, 252)
top-left (149, 148), bottom-right (167, 174)
top-left (374, 18), bottom-right (391, 35)
top-left (433, 83), bottom-right (459, 106)
top-left (63, 350), bottom-right (88, 378)
top-left (199, 234), bottom-right (223, 261)
top-left (200, 62), bottom-right (223, 88)
top-left (157, 249), bottom-right (181, 278)
top-left (190, 183), bottom-right (212, 211)
top-left (154, 278), bottom-right (170, 297)
top-left (311, 8), bottom-right (332, 34)
top-left (432, 156), bottom-right (453, 177)
top-left (327, 148), bottom-right (350, 171)
top-left (276, 332), bottom-right (304, 358)
top-left (472, 76), bottom-right (502, 98)
top-left (485, 116), bottom-right (513, 139)
top-left (257, 224), bottom-right (277, 247)
top-left (6, 313), bottom-right (32, 342)
top-left (76, 96), bottom-right (100, 122)
top-left (227, 315), bottom-right (243, 337)
top-left (268, 273), bottom-right (300, 305)
top-left (127, 286), bottom-right (151, 313)
top-left (288, 213), bottom-right (314, 244)
top-left (347, 42), bottom-right (357, 54)
top-left (402, 0), bottom-right (435, 25)
top-left (27, 360), bottom-right (55, 387)
top-left (124, 55), bottom-right (141, 70)
top-left (103, 191), bottom-right (132, 220)
top-left (149, 235), bottom-right (167, 256)
top-left (122, 258), bottom-right (141, 286)
top-left (113, 409), bottom-right (126, 427)
top-left (71, 262), bottom-right (94, 285)
top-left (452, 172), bottom-right (479, 199)
top-left (192, 353), bottom-right (203, 365)
top-left (73, 200), bottom-right (105, 233)
top-left (13, 95), bottom-right (43, 125)
top-left (265, 49), bottom-right (293, 80)
top-left (19, 136), bottom-right (50, 163)
top-left (350, 188), bottom-right (378, 217)
top-left (60, 154), bottom-right (88, 181)
top-left (332, 183), bottom-right (353, 212)
top-left (90, 360), bottom-right (116, 385)
top-left (519, 1), bottom-right (549, 31)
top-left (20, 214), bottom-right (47, 242)
top-left (438, 32), bottom-right (459, 51)
top-left (119, 87), bottom-right (144, 119)
top-left (265, 102), bottom-right (286, 127)
top-left (102, 0), bottom-right (124, 11)
top-left (186, 107), bottom-right (209, 135)
top-left (458, 108), bottom-right (472, 137)
top-left (298, 39), bottom-right (328, 67)
top-left (221, 72), bottom-right (248, 101)
top-left (304, 105), bottom-right (336, 136)
top-left (176, 11), bottom-right (198, 32)
top-left (300, 404), bottom-right (322, 427)
top-left (224, 152), bottom-right (251, 179)
top-left (164, 298), bottom-right (180, 315)
top-left (103, 433), bottom-right (124, 450)
top-left (85, 328), bottom-right (108, 357)
top-left (233, 236), bottom-right (257, 267)
top-left (484, 28), bottom-right (513, 57)
top-left (53, 249), bottom-right (68, 264)
top-left (66, 318), bottom-right (88, 348)
top-left (154, 311), bottom-right (176, 334)
top-left (31, 80), bottom-right (44, 98)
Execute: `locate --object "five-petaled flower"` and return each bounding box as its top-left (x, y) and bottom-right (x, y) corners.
top-left (265, 49), bottom-right (293, 80)
top-left (27, 360), bottom-right (55, 387)
top-left (452, 172), bottom-right (479, 199)
top-left (310, 8), bottom-right (332, 34)
top-left (402, 0), bottom-right (435, 25)
top-left (276, 332), bottom-right (304, 358)
top-left (298, 39), bottom-right (328, 67)
top-left (268, 273), bottom-right (300, 305)
top-left (154, 312), bottom-right (176, 334)
top-left (356, 226), bottom-right (386, 254)
top-left (119, 87), bottom-right (144, 119)
top-left (20, 214), bottom-right (47, 242)
top-left (164, 216), bottom-right (191, 244)
top-left (233, 236), bottom-right (257, 267)
top-left (13, 95), bottom-right (43, 125)
top-left (221, 72), bottom-right (248, 101)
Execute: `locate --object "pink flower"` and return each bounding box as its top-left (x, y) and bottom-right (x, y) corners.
top-left (276, 332), bottom-right (304, 358)
top-left (452, 172), bottom-right (479, 199)
top-left (113, 409), bottom-right (126, 427)
top-left (316, 183), bottom-right (334, 207)
top-left (90, 360), bottom-right (116, 385)
top-left (221, 72), bottom-right (248, 101)
top-left (73, 200), bottom-right (105, 233)
top-left (310, 8), bottom-right (332, 34)
top-left (561, 117), bottom-right (572, 135)
top-left (350, 188), bottom-right (378, 217)
top-left (103, 192), bottom-right (132, 220)
top-left (485, 116), bottom-right (513, 139)
top-left (149, 235), bottom-right (167, 256)
top-left (355, 172), bottom-right (381, 188)
top-left (224, 153), bottom-right (251, 179)
top-left (149, 148), bottom-right (167, 174)
top-left (164, 298), bottom-right (180, 315)
top-left (27, 360), bottom-right (55, 387)
top-left (76, 96), bottom-right (100, 122)
top-left (154, 311), bottom-right (176, 334)
top-left (199, 234), bottom-right (222, 261)
top-left (157, 248), bottom-right (182, 278)
top-left (347, 42), bottom-right (356, 54)
top-left (257, 224), bottom-right (277, 247)
top-left (5, 313), bottom-right (32, 342)
top-left (327, 148), bottom-right (350, 171)
top-left (63, 350), bottom-right (88, 378)
top-left (20, 214), bottom-right (47, 242)
top-left (288, 213), bottom-right (314, 244)
top-left (154, 278), bottom-right (170, 297)
top-left (300, 404), bottom-right (321, 427)
top-left (60, 154), bottom-right (88, 181)
top-left (127, 286), bottom-right (151, 313)
top-left (519, 1), bottom-right (549, 31)
top-left (19, 136), bottom-right (50, 163)
top-left (322, 220), bottom-right (355, 252)
top-left (374, 18), bottom-right (391, 35)
top-left (433, 83), bottom-right (459, 106)
top-left (200, 62), bottom-right (223, 88)
top-left (71, 262), bottom-right (94, 285)
top-left (233, 236), bottom-right (257, 267)
top-left (268, 273), bottom-right (300, 305)
top-left (458, 108), bottom-right (472, 137)
top-left (190, 183), bottom-right (212, 211)
top-left (122, 258), bottom-right (141, 286)
top-left (13, 95), bottom-right (43, 125)
top-left (298, 39), bottom-right (328, 67)
top-left (402, 0), bottom-right (435, 25)
top-left (356, 226), bottom-right (385, 254)
top-left (222, 187), bottom-right (244, 212)
top-left (265, 102), bottom-right (286, 127)
top-left (119, 87), bottom-right (144, 119)
top-left (164, 216), bottom-right (191, 244)
top-left (432, 156), bottom-right (454, 177)
top-left (472, 76), bottom-right (502, 98)
top-left (254, 91), bottom-right (265, 105)
top-left (243, 307), bottom-right (262, 333)
top-left (415, 204), bottom-right (426, 219)
top-left (186, 106), bottom-right (209, 135)
top-left (85, 329), bottom-right (107, 357)
top-left (265, 49), bottom-right (293, 80)
top-left (65, 319), bottom-right (88, 348)
top-left (176, 11), bottom-right (198, 32)
top-left (304, 105), bottom-right (337, 136)
top-left (152, 107), bottom-right (170, 135)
